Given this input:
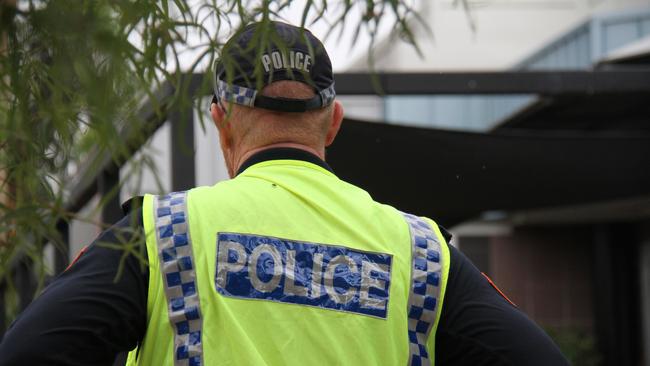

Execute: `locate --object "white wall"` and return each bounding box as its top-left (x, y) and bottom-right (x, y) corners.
top-left (117, 100), bottom-right (229, 202)
top-left (194, 97), bottom-right (229, 187)
top-left (119, 122), bottom-right (172, 204)
top-left (69, 194), bottom-right (101, 261)
top-left (345, 0), bottom-right (650, 71)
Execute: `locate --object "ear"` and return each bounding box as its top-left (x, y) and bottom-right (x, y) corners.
top-left (211, 101), bottom-right (231, 150)
top-left (325, 100), bottom-right (344, 147)
top-left (210, 100), bottom-right (225, 128)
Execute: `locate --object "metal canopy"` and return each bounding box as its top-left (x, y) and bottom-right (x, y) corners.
top-left (334, 70), bottom-right (650, 95)
top-left (495, 48), bottom-right (650, 132)
top-left (492, 92), bottom-right (650, 131)
top-left (326, 119), bottom-right (650, 227)
top-left (64, 70), bottom-right (650, 219)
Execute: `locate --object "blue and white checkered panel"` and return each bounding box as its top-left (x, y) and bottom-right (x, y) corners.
top-left (154, 192), bottom-right (204, 366)
top-left (402, 213), bottom-right (443, 366)
top-left (217, 79), bottom-right (257, 107)
top-left (319, 82), bottom-right (336, 106)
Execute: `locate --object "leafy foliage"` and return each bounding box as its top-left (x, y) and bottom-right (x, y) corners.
top-left (0, 0), bottom-right (429, 327)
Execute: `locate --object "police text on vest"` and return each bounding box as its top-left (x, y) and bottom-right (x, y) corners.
top-left (215, 233), bottom-right (392, 318)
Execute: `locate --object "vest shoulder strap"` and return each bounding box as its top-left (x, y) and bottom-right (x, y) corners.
top-left (152, 191), bottom-right (204, 366)
top-left (402, 213), bottom-right (446, 366)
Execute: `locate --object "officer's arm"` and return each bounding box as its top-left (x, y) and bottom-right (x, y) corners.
top-left (435, 244), bottom-right (569, 366)
top-left (0, 210), bottom-right (148, 366)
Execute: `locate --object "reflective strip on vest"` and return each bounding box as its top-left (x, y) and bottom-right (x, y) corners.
top-left (403, 213), bottom-right (443, 366)
top-left (153, 192), bottom-right (204, 366)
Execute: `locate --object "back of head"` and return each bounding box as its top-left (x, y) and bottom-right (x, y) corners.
top-left (227, 81), bottom-right (333, 149)
top-left (213, 21), bottom-right (335, 112)
top-left (212, 21), bottom-right (338, 155)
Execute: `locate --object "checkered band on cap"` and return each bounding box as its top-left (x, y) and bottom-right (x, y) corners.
top-left (217, 78), bottom-right (336, 109)
top-left (154, 192), bottom-right (203, 366)
top-left (402, 213), bottom-right (443, 366)
top-left (217, 79), bottom-right (257, 107)
top-left (319, 82), bottom-right (336, 106)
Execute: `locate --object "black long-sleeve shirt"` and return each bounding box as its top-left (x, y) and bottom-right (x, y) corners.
top-left (0, 149), bottom-right (568, 366)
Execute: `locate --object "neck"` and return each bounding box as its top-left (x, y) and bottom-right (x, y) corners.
top-left (232, 142), bottom-right (324, 176)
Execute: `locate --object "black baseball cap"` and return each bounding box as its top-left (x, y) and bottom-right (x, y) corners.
top-left (213, 21), bottom-right (335, 113)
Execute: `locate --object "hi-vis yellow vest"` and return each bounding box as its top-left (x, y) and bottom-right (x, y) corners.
top-left (126, 159), bottom-right (450, 366)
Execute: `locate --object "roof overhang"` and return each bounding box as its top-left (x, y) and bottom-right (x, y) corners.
top-left (327, 119), bottom-right (650, 227)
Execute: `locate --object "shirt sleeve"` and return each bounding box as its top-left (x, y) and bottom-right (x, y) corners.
top-left (0, 209), bottom-right (149, 366)
top-left (435, 244), bottom-right (569, 366)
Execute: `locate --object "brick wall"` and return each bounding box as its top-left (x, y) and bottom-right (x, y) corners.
top-left (489, 227), bottom-right (595, 330)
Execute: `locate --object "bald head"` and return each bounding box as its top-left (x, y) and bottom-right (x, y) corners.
top-left (210, 80), bottom-right (344, 177)
top-left (229, 81), bottom-right (333, 147)
top-left (263, 80), bottom-right (318, 99)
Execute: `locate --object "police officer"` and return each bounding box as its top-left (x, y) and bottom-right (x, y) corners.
top-left (0, 21), bottom-right (569, 366)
